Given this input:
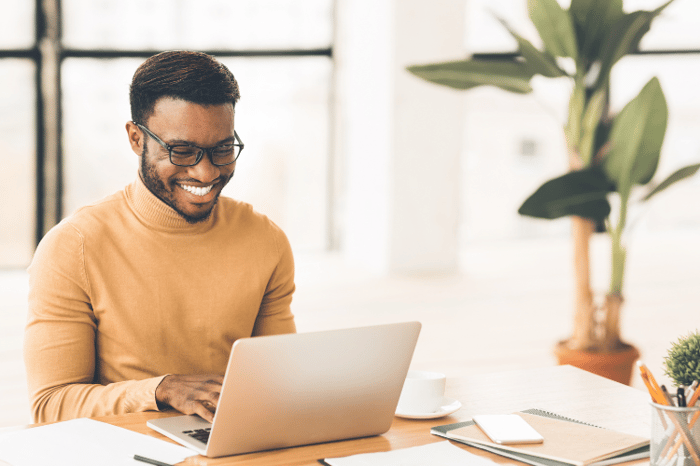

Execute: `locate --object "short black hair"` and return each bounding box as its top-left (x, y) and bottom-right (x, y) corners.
top-left (129, 50), bottom-right (241, 125)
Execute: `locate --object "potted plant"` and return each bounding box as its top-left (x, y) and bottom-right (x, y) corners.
top-left (407, 0), bottom-right (700, 384)
top-left (665, 331), bottom-right (700, 388)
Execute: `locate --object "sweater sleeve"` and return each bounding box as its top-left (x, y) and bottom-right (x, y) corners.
top-left (252, 226), bottom-right (297, 337)
top-left (24, 221), bottom-right (164, 423)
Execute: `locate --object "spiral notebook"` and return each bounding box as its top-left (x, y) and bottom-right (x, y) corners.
top-left (431, 409), bottom-right (650, 466)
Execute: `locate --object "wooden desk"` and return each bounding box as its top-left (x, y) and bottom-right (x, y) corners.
top-left (86, 365), bottom-right (651, 465)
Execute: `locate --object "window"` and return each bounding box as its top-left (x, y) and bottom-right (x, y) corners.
top-left (0, 3), bottom-right (36, 267)
top-left (0, 0), bottom-right (334, 268)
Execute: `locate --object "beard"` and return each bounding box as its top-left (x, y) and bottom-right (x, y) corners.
top-left (139, 144), bottom-right (233, 224)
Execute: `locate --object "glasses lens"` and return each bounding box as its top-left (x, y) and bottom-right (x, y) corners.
top-left (211, 145), bottom-right (240, 165)
top-left (169, 144), bottom-right (241, 166)
top-left (170, 146), bottom-right (199, 166)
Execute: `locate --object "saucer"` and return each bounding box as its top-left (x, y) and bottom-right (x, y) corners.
top-left (395, 397), bottom-right (462, 419)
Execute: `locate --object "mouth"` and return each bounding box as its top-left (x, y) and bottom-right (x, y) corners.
top-left (178, 183), bottom-right (215, 197)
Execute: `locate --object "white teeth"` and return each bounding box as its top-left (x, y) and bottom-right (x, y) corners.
top-left (180, 184), bottom-right (213, 196)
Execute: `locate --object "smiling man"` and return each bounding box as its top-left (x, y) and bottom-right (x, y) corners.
top-left (24, 51), bottom-right (296, 423)
top-left (131, 98), bottom-right (237, 223)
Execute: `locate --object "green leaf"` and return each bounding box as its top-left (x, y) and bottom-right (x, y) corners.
top-left (596, 1), bottom-right (675, 88)
top-left (518, 168), bottom-right (614, 221)
top-left (570, 0), bottom-right (623, 63)
top-left (407, 59), bottom-right (535, 94)
top-left (643, 163), bottom-right (700, 201)
top-left (528, 0), bottom-right (578, 60)
top-left (578, 87), bottom-right (607, 166)
top-left (603, 77), bottom-right (668, 196)
top-left (495, 15), bottom-right (567, 78)
top-left (565, 83), bottom-right (585, 151)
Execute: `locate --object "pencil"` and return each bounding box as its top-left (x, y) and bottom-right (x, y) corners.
top-left (665, 381), bottom-right (700, 461)
top-left (133, 454), bottom-right (174, 466)
top-left (656, 398), bottom-right (700, 465)
top-left (660, 385), bottom-right (675, 405)
top-left (638, 361), bottom-right (665, 403)
top-left (640, 373), bottom-right (663, 404)
top-left (652, 377), bottom-right (700, 463)
top-left (687, 381), bottom-right (700, 407)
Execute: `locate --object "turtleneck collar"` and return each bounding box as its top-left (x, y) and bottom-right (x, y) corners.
top-left (126, 176), bottom-right (217, 233)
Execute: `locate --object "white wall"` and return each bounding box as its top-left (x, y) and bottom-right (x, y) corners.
top-left (333, 0), bottom-right (700, 278)
top-left (334, 0), bottom-right (466, 275)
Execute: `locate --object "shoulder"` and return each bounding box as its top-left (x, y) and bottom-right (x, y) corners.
top-left (35, 189), bottom-right (128, 252)
top-left (217, 197), bottom-right (286, 235)
top-left (66, 189), bottom-right (128, 229)
top-left (215, 197), bottom-right (291, 253)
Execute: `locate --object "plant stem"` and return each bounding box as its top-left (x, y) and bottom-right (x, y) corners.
top-left (570, 216), bottom-right (596, 350)
top-left (609, 194), bottom-right (628, 295)
top-left (565, 115), bottom-right (597, 350)
top-left (603, 294), bottom-right (623, 351)
top-left (610, 235), bottom-right (626, 295)
top-left (603, 193), bottom-right (628, 351)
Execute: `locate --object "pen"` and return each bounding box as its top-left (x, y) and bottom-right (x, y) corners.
top-left (665, 381), bottom-right (700, 460)
top-left (656, 386), bottom-right (700, 465)
top-left (677, 387), bottom-right (686, 407)
top-left (660, 385), bottom-right (675, 406)
top-left (133, 454), bottom-right (174, 466)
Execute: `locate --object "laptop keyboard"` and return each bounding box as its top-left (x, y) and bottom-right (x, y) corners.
top-left (183, 428), bottom-right (211, 444)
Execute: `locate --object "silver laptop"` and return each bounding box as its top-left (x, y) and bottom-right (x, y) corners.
top-left (147, 321), bottom-right (421, 458)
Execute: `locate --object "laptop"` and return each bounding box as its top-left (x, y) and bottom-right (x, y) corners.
top-left (147, 321), bottom-right (421, 458)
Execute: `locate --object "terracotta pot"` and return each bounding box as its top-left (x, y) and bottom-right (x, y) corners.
top-left (553, 340), bottom-right (640, 385)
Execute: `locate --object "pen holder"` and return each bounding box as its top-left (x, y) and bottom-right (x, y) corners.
top-left (651, 402), bottom-right (700, 466)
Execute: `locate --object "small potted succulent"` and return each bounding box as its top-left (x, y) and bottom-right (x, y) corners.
top-left (647, 332), bottom-right (700, 465)
top-left (665, 331), bottom-right (700, 388)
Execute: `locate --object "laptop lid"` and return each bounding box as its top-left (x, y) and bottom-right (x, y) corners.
top-left (148, 321), bottom-right (421, 458)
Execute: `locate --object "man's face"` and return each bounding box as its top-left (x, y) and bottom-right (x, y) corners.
top-left (128, 97), bottom-right (236, 223)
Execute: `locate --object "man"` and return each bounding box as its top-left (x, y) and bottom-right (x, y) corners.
top-left (24, 51), bottom-right (296, 424)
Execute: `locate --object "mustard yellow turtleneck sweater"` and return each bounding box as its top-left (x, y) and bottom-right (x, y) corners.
top-left (25, 177), bottom-right (296, 423)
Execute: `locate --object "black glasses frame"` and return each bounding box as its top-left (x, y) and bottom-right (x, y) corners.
top-left (134, 122), bottom-right (244, 167)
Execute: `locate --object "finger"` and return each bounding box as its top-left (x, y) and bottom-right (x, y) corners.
top-left (209, 390), bottom-right (221, 408)
top-left (193, 379), bottom-right (222, 400)
top-left (177, 374), bottom-right (224, 384)
top-left (193, 401), bottom-right (216, 423)
top-left (198, 388), bottom-right (221, 408)
top-left (203, 377), bottom-right (224, 390)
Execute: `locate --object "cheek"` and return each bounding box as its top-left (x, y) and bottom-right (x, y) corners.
top-left (142, 154), bottom-right (181, 186)
top-left (158, 164), bottom-right (182, 183)
top-left (151, 154), bottom-right (178, 177)
top-left (221, 165), bottom-right (236, 179)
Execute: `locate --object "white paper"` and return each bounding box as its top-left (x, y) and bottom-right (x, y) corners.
top-left (324, 441), bottom-right (500, 466)
top-left (0, 418), bottom-right (196, 466)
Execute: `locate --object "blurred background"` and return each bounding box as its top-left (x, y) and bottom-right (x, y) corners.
top-left (1, 0), bottom-right (699, 428)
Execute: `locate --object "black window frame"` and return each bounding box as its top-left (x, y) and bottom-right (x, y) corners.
top-left (1, 1), bottom-right (699, 251)
top-left (0, 0), bottom-right (333, 247)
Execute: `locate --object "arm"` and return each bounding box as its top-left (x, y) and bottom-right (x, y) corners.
top-left (24, 221), bottom-right (164, 423)
top-left (154, 225), bottom-right (297, 421)
top-left (252, 226), bottom-right (297, 336)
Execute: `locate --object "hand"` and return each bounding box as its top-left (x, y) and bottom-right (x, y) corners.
top-left (155, 374), bottom-right (224, 423)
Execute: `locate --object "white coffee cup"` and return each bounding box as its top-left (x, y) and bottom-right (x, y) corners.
top-left (396, 370), bottom-right (446, 414)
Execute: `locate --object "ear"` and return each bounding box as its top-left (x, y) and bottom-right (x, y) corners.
top-left (126, 121), bottom-right (145, 156)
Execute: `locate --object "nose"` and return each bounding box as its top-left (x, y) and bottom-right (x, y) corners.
top-left (187, 150), bottom-right (220, 183)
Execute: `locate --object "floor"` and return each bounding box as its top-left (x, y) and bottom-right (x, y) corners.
top-left (1, 228), bottom-right (698, 428)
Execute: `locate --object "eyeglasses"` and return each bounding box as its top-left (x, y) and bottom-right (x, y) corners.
top-left (134, 122), bottom-right (244, 167)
